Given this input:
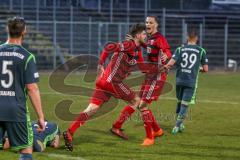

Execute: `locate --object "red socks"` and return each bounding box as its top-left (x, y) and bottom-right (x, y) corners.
top-left (113, 105), bottom-right (135, 129)
top-left (141, 109), bottom-right (161, 139)
top-left (141, 109), bottom-right (153, 139)
top-left (68, 112), bottom-right (89, 135)
top-left (149, 110), bottom-right (161, 132)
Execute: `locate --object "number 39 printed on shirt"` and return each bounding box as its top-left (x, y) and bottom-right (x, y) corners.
top-left (181, 52), bottom-right (197, 69)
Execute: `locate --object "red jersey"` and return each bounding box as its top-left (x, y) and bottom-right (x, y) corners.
top-left (98, 40), bottom-right (144, 83)
top-left (143, 32), bottom-right (171, 65)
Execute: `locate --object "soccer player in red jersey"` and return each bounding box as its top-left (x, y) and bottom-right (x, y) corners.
top-left (62, 24), bottom-right (147, 151)
top-left (111, 16), bottom-right (172, 146)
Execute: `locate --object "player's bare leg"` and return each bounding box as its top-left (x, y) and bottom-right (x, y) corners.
top-left (3, 138), bottom-right (10, 150)
top-left (63, 103), bottom-right (100, 151)
top-left (110, 96), bottom-right (140, 140)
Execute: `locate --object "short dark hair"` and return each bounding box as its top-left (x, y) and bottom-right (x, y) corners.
top-left (129, 23), bottom-right (146, 37)
top-left (188, 28), bottom-right (198, 39)
top-left (146, 15), bottom-right (160, 25)
top-left (7, 16), bottom-right (26, 38)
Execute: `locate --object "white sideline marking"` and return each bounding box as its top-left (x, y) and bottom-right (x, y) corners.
top-left (40, 92), bottom-right (239, 105)
top-left (160, 97), bottom-right (239, 105)
top-left (42, 153), bottom-right (86, 160)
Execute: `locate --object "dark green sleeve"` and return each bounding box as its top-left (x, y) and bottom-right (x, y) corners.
top-left (172, 47), bottom-right (181, 62)
top-left (24, 55), bottom-right (39, 84)
top-left (200, 49), bottom-right (208, 65)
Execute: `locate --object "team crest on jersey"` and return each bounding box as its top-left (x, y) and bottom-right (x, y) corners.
top-left (147, 47), bottom-right (151, 54)
top-left (128, 59), bottom-right (137, 65)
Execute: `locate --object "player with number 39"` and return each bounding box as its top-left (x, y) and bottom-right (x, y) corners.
top-left (163, 29), bottom-right (208, 134)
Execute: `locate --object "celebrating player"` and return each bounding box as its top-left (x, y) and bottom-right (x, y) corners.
top-left (111, 15), bottom-right (171, 146)
top-left (62, 23), bottom-right (148, 151)
top-left (0, 17), bottom-right (45, 160)
top-left (2, 121), bottom-right (60, 152)
top-left (163, 29), bottom-right (208, 134)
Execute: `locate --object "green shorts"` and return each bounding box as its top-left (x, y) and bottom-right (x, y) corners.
top-left (176, 85), bottom-right (197, 105)
top-left (0, 120), bottom-right (33, 150)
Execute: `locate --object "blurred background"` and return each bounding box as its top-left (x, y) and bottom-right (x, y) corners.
top-left (0, 0), bottom-right (239, 71)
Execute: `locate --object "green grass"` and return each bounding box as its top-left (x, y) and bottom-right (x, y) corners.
top-left (1, 72), bottom-right (240, 160)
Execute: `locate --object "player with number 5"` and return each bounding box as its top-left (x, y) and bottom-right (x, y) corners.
top-left (163, 29), bottom-right (208, 134)
top-left (0, 17), bottom-right (45, 160)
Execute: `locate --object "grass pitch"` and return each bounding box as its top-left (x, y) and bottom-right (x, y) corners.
top-left (1, 72), bottom-right (240, 160)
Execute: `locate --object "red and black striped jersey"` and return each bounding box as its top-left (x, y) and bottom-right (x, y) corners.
top-left (144, 32), bottom-right (171, 64)
top-left (99, 40), bottom-right (144, 83)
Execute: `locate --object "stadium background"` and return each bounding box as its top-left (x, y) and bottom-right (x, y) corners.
top-left (0, 1), bottom-right (240, 160)
top-left (0, 0), bottom-right (239, 70)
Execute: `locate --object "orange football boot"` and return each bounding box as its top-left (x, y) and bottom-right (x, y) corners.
top-left (152, 128), bottom-right (164, 138)
top-left (141, 138), bottom-right (154, 146)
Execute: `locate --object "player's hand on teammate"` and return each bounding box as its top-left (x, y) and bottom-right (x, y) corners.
top-left (160, 49), bottom-right (168, 62)
top-left (159, 65), bottom-right (167, 73)
top-left (37, 118), bottom-right (46, 133)
top-left (125, 34), bottom-right (134, 41)
top-left (159, 64), bottom-right (171, 73)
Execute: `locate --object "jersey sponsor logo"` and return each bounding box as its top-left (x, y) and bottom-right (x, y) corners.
top-left (0, 52), bottom-right (25, 59)
top-left (0, 90), bottom-right (15, 96)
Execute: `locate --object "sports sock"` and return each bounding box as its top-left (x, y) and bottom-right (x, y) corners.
top-left (68, 112), bottom-right (89, 135)
top-left (176, 104), bottom-right (188, 127)
top-left (141, 109), bottom-right (153, 139)
top-left (149, 110), bottom-right (160, 132)
top-left (176, 101), bottom-right (181, 114)
top-left (113, 105), bottom-right (135, 129)
top-left (19, 153), bottom-right (33, 160)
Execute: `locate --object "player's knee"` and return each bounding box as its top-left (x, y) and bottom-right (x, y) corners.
top-left (3, 138), bottom-right (10, 150)
top-left (130, 96), bottom-right (140, 108)
top-left (84, 103), bottom-right (100, 116)
top-left (138, 101), bottom-right (148, 111)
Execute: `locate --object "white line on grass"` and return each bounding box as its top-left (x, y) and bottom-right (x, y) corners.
top-left (160, 97), bottom-right (239, 105)
top-left (42, 153), bottom-right (86, 160)
top-left (40, 92), bottom-right (239, 105)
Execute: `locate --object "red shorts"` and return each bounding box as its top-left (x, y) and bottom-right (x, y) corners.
top-left (90, 79), bottom-right (136, 106)
top-left (139, 73), bottom-right (166, 104)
